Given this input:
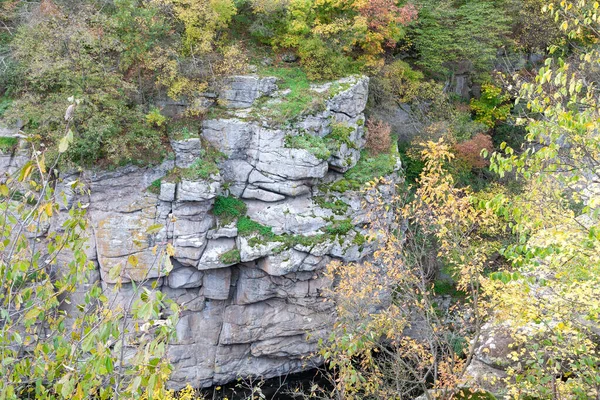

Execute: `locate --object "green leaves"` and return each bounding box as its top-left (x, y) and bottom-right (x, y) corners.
top-left (0, 142), bottom-right (179, 400)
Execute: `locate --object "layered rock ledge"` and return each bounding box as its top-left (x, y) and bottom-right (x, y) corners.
top-left (0, 74), bottom-right (401, 389)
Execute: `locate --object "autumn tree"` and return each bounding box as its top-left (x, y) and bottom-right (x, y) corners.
top-left (249, 0), bottom-right (417, 78)
top-left (319, 140), bottom-right (504, 399)
top-left (481, 0), bottom-right (600, 396)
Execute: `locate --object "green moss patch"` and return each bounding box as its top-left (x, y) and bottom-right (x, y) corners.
top-left (147, 178), bottom-right (162, 195)
top-left (237, 217), bottom-right (275, 238)
top-left (0, 96), bottom-right (13, 118)
top-left (324, 122), bottom-right (358, 152)
top-left (213, 196), bottom-right (247, 225)
top-left (179, 159), bottom-right (220, 181)
top-left (219, 248), bottom-right (241, 264)
top-left (433, 280), bottom-right (466, 298)
top-left (284, 134), bottom-right (331, 160)
top-left (328, 141), bottom-right (400, 192)
top-left (237, 215), bottom-right (359, 253)
top-left (0, 137), bottom-right (18, 153)
top-left (255, 66), bottom-right (330, 124)
top-left (170, 145), bottom-right (224, 182)
top-left (324, 219), bottom-right (353, 236)
top-left (314, 196), bottom-right (349, 215)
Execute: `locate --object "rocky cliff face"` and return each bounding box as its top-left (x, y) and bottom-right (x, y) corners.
top-left (0, 75), bottom-right (401, 389)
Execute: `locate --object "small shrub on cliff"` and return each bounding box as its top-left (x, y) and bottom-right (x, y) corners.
top-left (296, 37), bottom-right (357, 80)
top-left (453, 133), bottom-right (493, 169)
top-left (365, 119), bottom-right (392, 155)
top-left (0, 137), bottom-right (18, 153)
top-left (179, 158), bottom-right (220, 180)
top-left (346, 144), bottom-right (399, 183)
top-left (368, 60), bottom-right (426, 107)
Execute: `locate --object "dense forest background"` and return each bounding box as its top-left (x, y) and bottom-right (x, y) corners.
top-left (1, 0), bottom-right (600, 399)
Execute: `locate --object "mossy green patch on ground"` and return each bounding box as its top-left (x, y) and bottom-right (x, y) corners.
top-left (345, 149), bottom-right (398, 184)
top-left (324, 219), bottom-right (353, 236)
top-left (432, 280), bottom-right (467, 298)
top-left (324, 122), bottom-right (358, 152)
top-left (147, 178), bottom-right (162, 194)
top-left (179, 158), bottom-right (220, 181)
top-left (398, 141), bottom-right (425, 184)
top-left (353, 231), bottom-right (367, 247)
top-left (170, 144), bottom-right (224, 182)
top-left (168, 118), bottom-right (202, 140)
top-left (213, 196), bottom-right (247, 225)
top-left (284, 134), bottom-right (331, 160)
top-left (219, 248), bottom-right (241, 264)
top-left (0, 96), bottom-right (13, 118)
top-left (255, 66), bottom-right (329, 124)
top-left (237, 216), bottom-right (275, 238)
top-left (237, 214), bottom-right (358, 253)
top-left (314, 196), bottom-right (349, 215)
top-left (329, 81), bottom-right (354, 96)
top-left (327, 140), bottom-right (400, 192)
top-left (0, 137), bottom-right (18, 153)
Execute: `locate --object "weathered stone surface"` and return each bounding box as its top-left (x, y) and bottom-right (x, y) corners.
top-left (250, 333), bottom-right (321, 358)
top-left (327, 76), bottom-right (369, 118)
top-left (172, 212), bottom-right (213, 266)
top-left (177, 179), bottom-right (221, 202)
top-left (234, 266), bottom-right (317, 305)
top-left (464, 360), bottom-right (508, 394)
top-left (202, 119), bottom-right (253, 158)
top-left (201, 268), bottom-right (232, 300)
top-left (328, 124), bottom-right (363, 172)
top-left (171, 138), bottom-right (202, 168)
top-left (197, 238), bottom-right (237, 270)
top-left (159, 181), bottom-right (177, 202)
top-left (257, 249), bottom-right (327, 276)
top-left (220, 298), bottom-right (331, 345)
top-left (241, 187), bottom-right (285, 202)
top-left (207, 224), bottom-right (238, 239)
top-left (245, 196), bottom-right (331, 235)
top-left (219, 76), bottom-right (278, 108)
top-left (161, 287), bottom-right (205, 312)
top-left (237, 236), bottom-right (284, 263)
top-left (254, 149), bottom-right (328, 181)
top-left (213, 344), bottom-right (311, 385)
top-left (168, 266), bottom-right (203, 289)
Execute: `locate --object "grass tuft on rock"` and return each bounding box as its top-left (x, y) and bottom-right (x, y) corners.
top-left (284, 134), bottom-right (331, 160)
top-left (329, 140), bottom-right (399, 192)
top-left (324, 219), bottom-right (353, 236)
top-left (220, 248), bottom-right (241, 264)
top-left (237, 216), bottom-right (275, 237)
top-left (147, 178), bottom-right (162, 194)
top-left (0, 137), bottom-right (18, 153)
top-left (256, 66), bottom-right (330, 124)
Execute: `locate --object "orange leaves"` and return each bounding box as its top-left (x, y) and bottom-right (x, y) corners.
top-left (358, 0), bottom-right (417, 31)
top-left (453, 133), bottom-right (494, 169)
